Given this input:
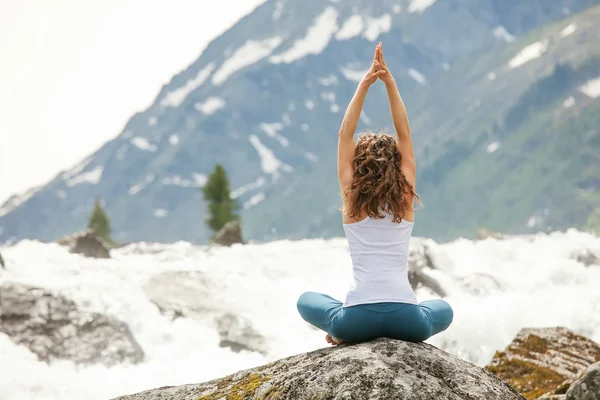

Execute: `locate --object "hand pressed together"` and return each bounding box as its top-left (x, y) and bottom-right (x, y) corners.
top-left (361, 43), bottom-right (388, 86)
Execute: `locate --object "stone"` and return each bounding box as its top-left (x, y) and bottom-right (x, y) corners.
top-left (213, 220), bottom-right (244, 247)
top-left (113, 338), bottom-right (525, 400)
top-left (566, 362), bottom-right (600, 400)
top-left (216, 313), bottom-right (267, 355)
top-left (487, 327), bottom-right (600, 399)
top-left (0, 250), bottom-right (4, 268)
top-left (407, 240), bottom-right (446, 297)
top-left (0, 282), bottom-right (144, 365)
top-left (572, 250), bottom-right (600, 267)
top-left (57, 230), bottom-right (111, 258)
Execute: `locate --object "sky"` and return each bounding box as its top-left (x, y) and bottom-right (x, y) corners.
top-left (0, 0), bottom-right (266, 203)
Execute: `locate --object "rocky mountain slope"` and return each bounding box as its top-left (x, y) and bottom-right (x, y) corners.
top-left (1, 0), bottom-right (599, 244)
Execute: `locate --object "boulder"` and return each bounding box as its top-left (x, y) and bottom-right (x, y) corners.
top-left (407, 240), bottom-right (447, 297)
top-left (213, 220), bottom-right (244, 246)
top-left (566, 362), bottom-right (600, 399)
top-left (0, 282), bottom-right (144, 365)
top-left (216, 313), bottom-right (267, 355)
top-left (572, 249), bottom-right (600, 267)
top-left (0, 250), bottom-right (4, 268)
top-left (486, 327), bottom-right (600, 399)
top-left (57, 230), bottom-right (111, 258)
top-left (113, 338), bottom-right (524, 400)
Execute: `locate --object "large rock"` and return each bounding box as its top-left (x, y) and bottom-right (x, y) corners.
top-left (487, 327), bottom-right (600, 399)
top-left (57, 230), bottom-right (111, 258)
top-left (0, 250), bottom-right (4, 268)
top-left (0, 282), bottom-right (144, 365)
top-left (113, 338), bottom-right (524, 400)
top-left (566, 362), bottom-right (600, 399)
top-left (213, 220), bottom-right (244, 247)
top-left (572, 249), bottom-right (600, 267)
top-left (407, 239), bottom-right (447, 297)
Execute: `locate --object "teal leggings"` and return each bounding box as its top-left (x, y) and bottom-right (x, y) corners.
top-left (297, 292), bottom-right (453, 343)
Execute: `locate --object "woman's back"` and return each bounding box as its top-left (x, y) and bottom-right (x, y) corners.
top-left (343, 213), bottom-right (417, 307)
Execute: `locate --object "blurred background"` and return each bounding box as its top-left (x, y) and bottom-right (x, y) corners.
top-left (1, 0), bottom-right (600, 399)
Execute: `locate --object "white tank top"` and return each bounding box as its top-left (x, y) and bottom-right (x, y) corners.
top-left (342, 213), bottom-right (418, 307)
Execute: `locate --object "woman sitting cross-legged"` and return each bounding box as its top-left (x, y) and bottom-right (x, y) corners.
top-left (297, 42), bottom-right (453, 346)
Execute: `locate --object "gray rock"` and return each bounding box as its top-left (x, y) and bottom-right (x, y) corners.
top-left (213, 220), bottom-right (244, 247)
top-left (57, 230), bottom-right (111, 259)
top-left (573, 250), bottom-right (600, 267)
top-left (408, 240), bottom-right (446, 297)
top-left (0, 250), bottom-right (4, 268)
top-left (113, 338), bottom-right (525, 400)
top-left (0, 282), bottom-right (144, 365)
top-left (216, 313), bottom-right (267, 355)
top-left (567, 362), bottom-right (600, 400)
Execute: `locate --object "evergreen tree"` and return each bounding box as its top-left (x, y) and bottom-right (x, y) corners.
top-left (203, 164), bottom-right (239, 233)
top-left (88, 198), bottom-right (112, 243)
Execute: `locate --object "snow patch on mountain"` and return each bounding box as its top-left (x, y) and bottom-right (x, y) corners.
top-left (508, 40), bottom-right (548, 68)
top-left (66, 165), bottom-right (103, 187)
top-left (169, 135), bottom-right (180, 146)
top-left (408, 68), bottom-right (427, 85)
top-left (213, 37), bottom-right (282, 85)
top-left (486, 141), bottom-right (501, 153)
top-left (393, 5), bottom-right (402, 13)
top-left (563, 96), bottom-right (575, 108)
top-left (128, 175), bottom-right (155, 196)
top-left (579, 76), bottom-right (600, 98)
top-left (243, 192), bottom-right (266, 210)
top-left (305, 100), bottom-right (315, 110)
top-left (304, 152), bottom-right (318, 163)
top-left (318, 75), bottom-right (339, 86)
top-left (154, 209), bottom-right (168, 218)
top-left (131, 137), bottom-right (158, 152)
top-left (341, 67), bottom-right (368, 82)
top-left (259, 123), bottom-right (289, 147)
top-left (148, 117), bottom-right (158, 126)
top-left (161, 174), bottom-right (207, 188)
top-left (62, 158), bottom-right (92, 180)
top-left (0, 187), bottom-right (42, 218)
top-left (560, 23), bottom-right (577, 37)
top-left (363, 15), bottom-right (392, 41)
top-left (408, 0), bottom-right (436, 13)
top-left (336, 15), bottom-right (364, 40)
top-left (161, 63), bottom-right (215, 107)
top-left (493, 26), bottom-right (515, 42)
top-left (231, 177), bottom-right (267, 199)
top-left (249, 135), bottom-right (283, 174)
top-left (270, 7), bottom-right (339, 64)
top-left (272, 1), bottom-right (284, 21)
top-left (194, 97), bottom-right (226, 115)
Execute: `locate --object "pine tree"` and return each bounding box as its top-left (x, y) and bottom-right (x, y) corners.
top-left (203, 164), bottom-right (239, 233)
top-left (88, 198), bottom-right (112, 243)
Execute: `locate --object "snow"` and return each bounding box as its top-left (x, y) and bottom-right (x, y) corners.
top-left (154, 209), bottom-right (168, 218)
top-left (492, 26), bottom-right (515, 42)
top-left (231, 177), bottom-right (267, 199)
top-left (579, 76), bottom-right (600, 99)
top-left (341, 67), bottom-right (368, 82)
top-left (301, 124), bottom-right (310, 132)
top-left (249, 135), bottom-right (282, 174)
top-left (56, 190), bottom-right (67, 199)
top-left (1, 230), bottom-right (600, 400)
top-left (508, 40), bottom-right (548, 68)
top-left (560, 23), bottom-right (577, 37)
top-left (272, 1), bottom-right (284, 20)
top-left (131, 137), bottom-right (157, 152)
top-left (335, 15), bottom-right (364, 40)
top-left (318, 75), bottom-right (339, 86)
top-left (486, 141), bottom-right (501, 153)
top-left (148, 117), bottom-right (158, 126)
top-left (304, 152), bottom-right (318, 162)
top-left (0, 187), bottom-right (41, 217)
top-left (393, 5), bottom-right (402, 13)
top-left (363, 15), bottom-right (392, 42)
top-left (487, 72), bottom-right (497, 81)
top-left (527, 216), bottom-right (544, 228)
top-left (213, 37), bottom-right (282, 85)
top-left (194, 97), bottom-right (226, 115)
top-left (128, 175), bottom-right (155, 196)
top-left (305, 100), bottom-right (315, 110)
top-left (193, 174), bottom-right (208, 187)
top-left (161, 175), bottom-right (207, 188)
top-left (330, 104), bottom-right (340, 113)
top-left (161, 63), bottom-right (215, 108)
top-left (360, 111), bottom-right (372, 125)
top-left (66, 165), bottom-right (103, 187)
top-left (169, 135), bottom-right (180, 146)
top-left (259, 123), bottom-right (289, 147)
top-left (62, 158), bottom-right (91, 180)
top-left (243, 192), bottom-right (266, 210)
top-left (408, 68), bottom-right (427, 85)
top-left (563, 96), bottom-right (575, 108)
top-left (321, 92), bottom-right (336, 103)
top-left (408, 0), bottom-right (436, 13)
top-left (270, 7), bottom-right (339, 64)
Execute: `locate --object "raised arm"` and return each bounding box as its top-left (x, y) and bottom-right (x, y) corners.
top-left (377, 43), bottom-right (416, 186)
top-left (337, 47), bottom-right (387, 191)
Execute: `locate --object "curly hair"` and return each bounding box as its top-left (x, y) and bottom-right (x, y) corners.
top-left (343, 133), bottom-right (420, 223)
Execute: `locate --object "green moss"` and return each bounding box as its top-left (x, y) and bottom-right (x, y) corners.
top-left (198, 373), bottom-right (271, 400)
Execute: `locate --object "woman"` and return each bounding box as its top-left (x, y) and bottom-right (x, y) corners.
top-left (297, 43), bottom-right (453, 346)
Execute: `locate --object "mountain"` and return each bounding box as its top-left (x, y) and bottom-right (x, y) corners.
top-left (1, 0), bottom-right (599, 244)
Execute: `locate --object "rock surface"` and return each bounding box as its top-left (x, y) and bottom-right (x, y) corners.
top-left (573, 249), bottom-right (600, 267)
top-left (566, 362), bottom-right (600, 399)
top-left (0, 282), bottom-right (144, 365)
top-left (114, 338), bottom-right (524, 400)
top-left (0, 250), bottom-right (4, 268)
top-left (57, 230), bottom-right (111, 258)
top-left (487, 327), bottom-right (600, 399)
top-left (407, 240), bottom-right (447, 297)
top-left (213, 220), bottom-right (244, 247)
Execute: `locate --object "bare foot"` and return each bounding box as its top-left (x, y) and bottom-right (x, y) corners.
top-left (325, 334), bottom-right (344, 346)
